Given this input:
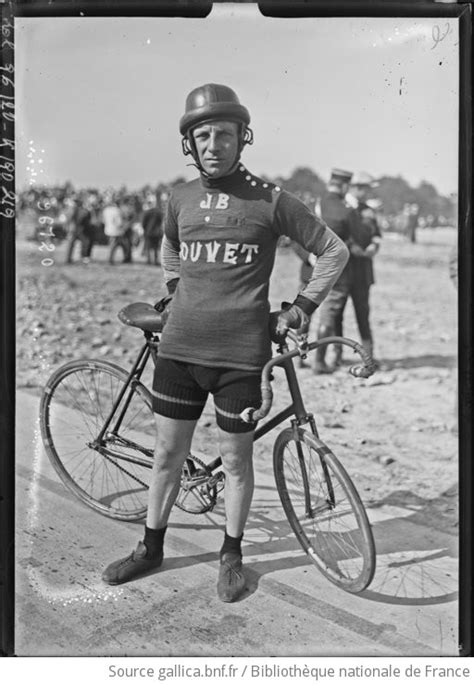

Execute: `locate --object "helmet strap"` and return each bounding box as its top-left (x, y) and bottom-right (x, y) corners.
top-left (182, 131), bottom-right (207, 175)
top-left (243, 125), bottom-right (254, 146)
top-left (181, 137), bottom-right (193, 156)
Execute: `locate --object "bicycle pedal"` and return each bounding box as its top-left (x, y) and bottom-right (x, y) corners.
top-left (205, 473), bottom-right (225, 497)
top-left (181, 474), bottom-right (208, 491)
top-left (208, 471), bottom-right (225, 487)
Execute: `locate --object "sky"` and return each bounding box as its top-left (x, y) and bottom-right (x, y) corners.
top-left (15, 4), bottom-right (459, 196)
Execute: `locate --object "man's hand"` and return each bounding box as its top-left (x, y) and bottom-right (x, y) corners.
top-left (269, 303), bottom-right (309, 343)
top-left (364, 243), bottom-right (379, 258)
top-left (349, 243), bottom-right (366, 257)
top-left (154, 295), bottom-right (173, 326)
top-left (153, 279), bottom-right (179, 327)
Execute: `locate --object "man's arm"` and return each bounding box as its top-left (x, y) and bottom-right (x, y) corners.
top-left (161, 198), bottom-right (181, 294)
top-left (268, 192), bottom-right (349, 340)
top-left (274, 191), bottom-right (349, 316)
top-left (161, 236), bottom-right (180, 291)
top-left (363, 207), bottom-right (382, 257)
top-left (295, 227), bottom-right (349, 314)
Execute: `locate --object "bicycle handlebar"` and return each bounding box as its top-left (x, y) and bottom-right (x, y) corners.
top-left (239, 335), bottom-right (377, 424)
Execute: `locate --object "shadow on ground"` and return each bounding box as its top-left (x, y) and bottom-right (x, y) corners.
top-left (166, 482), bottom-right (459, 607)
top-left (379, 354), bottom-right (456, 370)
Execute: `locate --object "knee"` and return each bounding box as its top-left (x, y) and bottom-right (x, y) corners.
top-left (220, 448), bottom-right (253, 481)
top-left (153, 436), bottom-right (187, 472)
top-left (224, 461), bottom-right (254, 487)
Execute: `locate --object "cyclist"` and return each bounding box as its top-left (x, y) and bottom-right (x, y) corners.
top-left (102, 84), bottom-right (349, 602)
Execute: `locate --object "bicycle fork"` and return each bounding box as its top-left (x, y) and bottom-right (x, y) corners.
top-left (282, 357), bottom-right (336, 518)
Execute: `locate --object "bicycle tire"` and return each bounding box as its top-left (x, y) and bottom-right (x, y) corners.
top-left (40, 359), bottom-right (155, 521)
top-left (273, 427), bottom-right (375, 593)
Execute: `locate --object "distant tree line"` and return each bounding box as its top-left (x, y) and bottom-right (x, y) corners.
top-left (267, 166), bottom-right (456, 223)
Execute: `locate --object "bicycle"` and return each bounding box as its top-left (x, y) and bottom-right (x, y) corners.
top-left (40, 300), bottom-right (377, 593)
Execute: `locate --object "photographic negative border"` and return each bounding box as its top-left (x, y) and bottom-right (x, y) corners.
top-left (0, 0), bottom-right (15, 660)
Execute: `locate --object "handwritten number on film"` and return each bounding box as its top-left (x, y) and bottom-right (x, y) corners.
top-left (1, 15), bottom-right (15, 219)
top-left (432, 23), bottom-right (451, 50)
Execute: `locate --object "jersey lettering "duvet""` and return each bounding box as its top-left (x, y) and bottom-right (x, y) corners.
top-left (159, 165), bottom-right (347, 371)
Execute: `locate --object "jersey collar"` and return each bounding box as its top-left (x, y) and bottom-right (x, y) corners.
top-left (200, 164), bottom-right (247, 190)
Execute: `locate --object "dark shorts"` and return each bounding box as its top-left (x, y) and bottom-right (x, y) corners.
top-left (152, 357), bottom-right (262, 433)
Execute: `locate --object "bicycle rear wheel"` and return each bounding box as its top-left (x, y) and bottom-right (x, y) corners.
top-left (40, 359), bottom-right (155, 521)
top-left (273, 427), bottom-right (375, 593)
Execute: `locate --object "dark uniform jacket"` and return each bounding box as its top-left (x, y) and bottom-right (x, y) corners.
top-left (351, 201), bottom-right (382, 288)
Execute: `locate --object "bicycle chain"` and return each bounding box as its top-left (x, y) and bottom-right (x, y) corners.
top-left (100, 449), bottom-right (150, 489)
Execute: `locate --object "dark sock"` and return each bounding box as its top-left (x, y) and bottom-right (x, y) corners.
top-left (143, 525), bottom-right (167, 559)
top-left (220, 531), bottom-right (243, 559)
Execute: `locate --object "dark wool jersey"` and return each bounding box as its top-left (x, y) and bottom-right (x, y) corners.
top-left (351, 200), bottom-right (382, 287)
top-left (159, 165), bottom-right (348, 371)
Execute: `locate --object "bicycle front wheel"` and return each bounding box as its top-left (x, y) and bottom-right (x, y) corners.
top-left (40, 359), bottom-right (155, 521)
top-left (274, 427), bottom-right (375, 593)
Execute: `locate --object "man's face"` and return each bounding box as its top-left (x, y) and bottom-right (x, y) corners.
top-left (192, 120), bottom-right (240, 178)
top-left (351, 184), bottom-right (370, 201)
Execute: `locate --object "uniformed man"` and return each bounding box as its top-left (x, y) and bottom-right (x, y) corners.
top-left (314, 168), bottom-right (357, 373)
top-left (347, 171), bottom-right (382, 363)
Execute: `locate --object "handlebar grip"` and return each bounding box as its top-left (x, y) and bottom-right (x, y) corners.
top-left (349, 364), bottom-right (374, 379)
top-left (240, 381), bottom-right (273, 423)
top-left (241, 338), bottom-right (376, 423)
top-left (240, 407), bottom-right (256, 424)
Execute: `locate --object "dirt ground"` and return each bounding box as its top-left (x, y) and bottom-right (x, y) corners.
top-left (16, 226), bottom-right (459, 527)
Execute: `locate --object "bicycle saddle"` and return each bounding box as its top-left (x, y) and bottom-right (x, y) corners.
top-left (118, 302), bottom-right (164, 333)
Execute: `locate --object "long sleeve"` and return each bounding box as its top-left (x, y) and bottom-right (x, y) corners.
top-left (298, 228), bottom-right (349, 308)
top-left (161, 196), bottom-right (181, 285)
top-left (274, 190), bottom-right (349, 312)
top-left (161, 235), bottom-right (181, 284)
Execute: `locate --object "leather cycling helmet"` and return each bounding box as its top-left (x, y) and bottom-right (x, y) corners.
top-left (179, 83), bottom-right (251, 136)
top-left (180, 84), bottom-right (253, 163)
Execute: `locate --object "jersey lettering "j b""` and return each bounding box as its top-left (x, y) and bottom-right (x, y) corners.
top-left (200, 193), bottom-right (230, 210)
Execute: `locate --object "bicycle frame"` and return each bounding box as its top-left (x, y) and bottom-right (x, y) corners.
top-left (94, 333), bottom-right (156, 449)
top-left (204, 334), bottom-right (369, 514)
top-left (41, 324), bottom-right (376, 587)
top-left (204, 349), bottom-right (319, 473)
top-left (90, 329), bottom-right (372, 511)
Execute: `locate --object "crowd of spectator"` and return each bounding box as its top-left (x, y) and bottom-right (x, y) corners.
top-left (16, 176), bottom-right (454, 266)
top-left (16, 182), bottom-right (171, 265)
